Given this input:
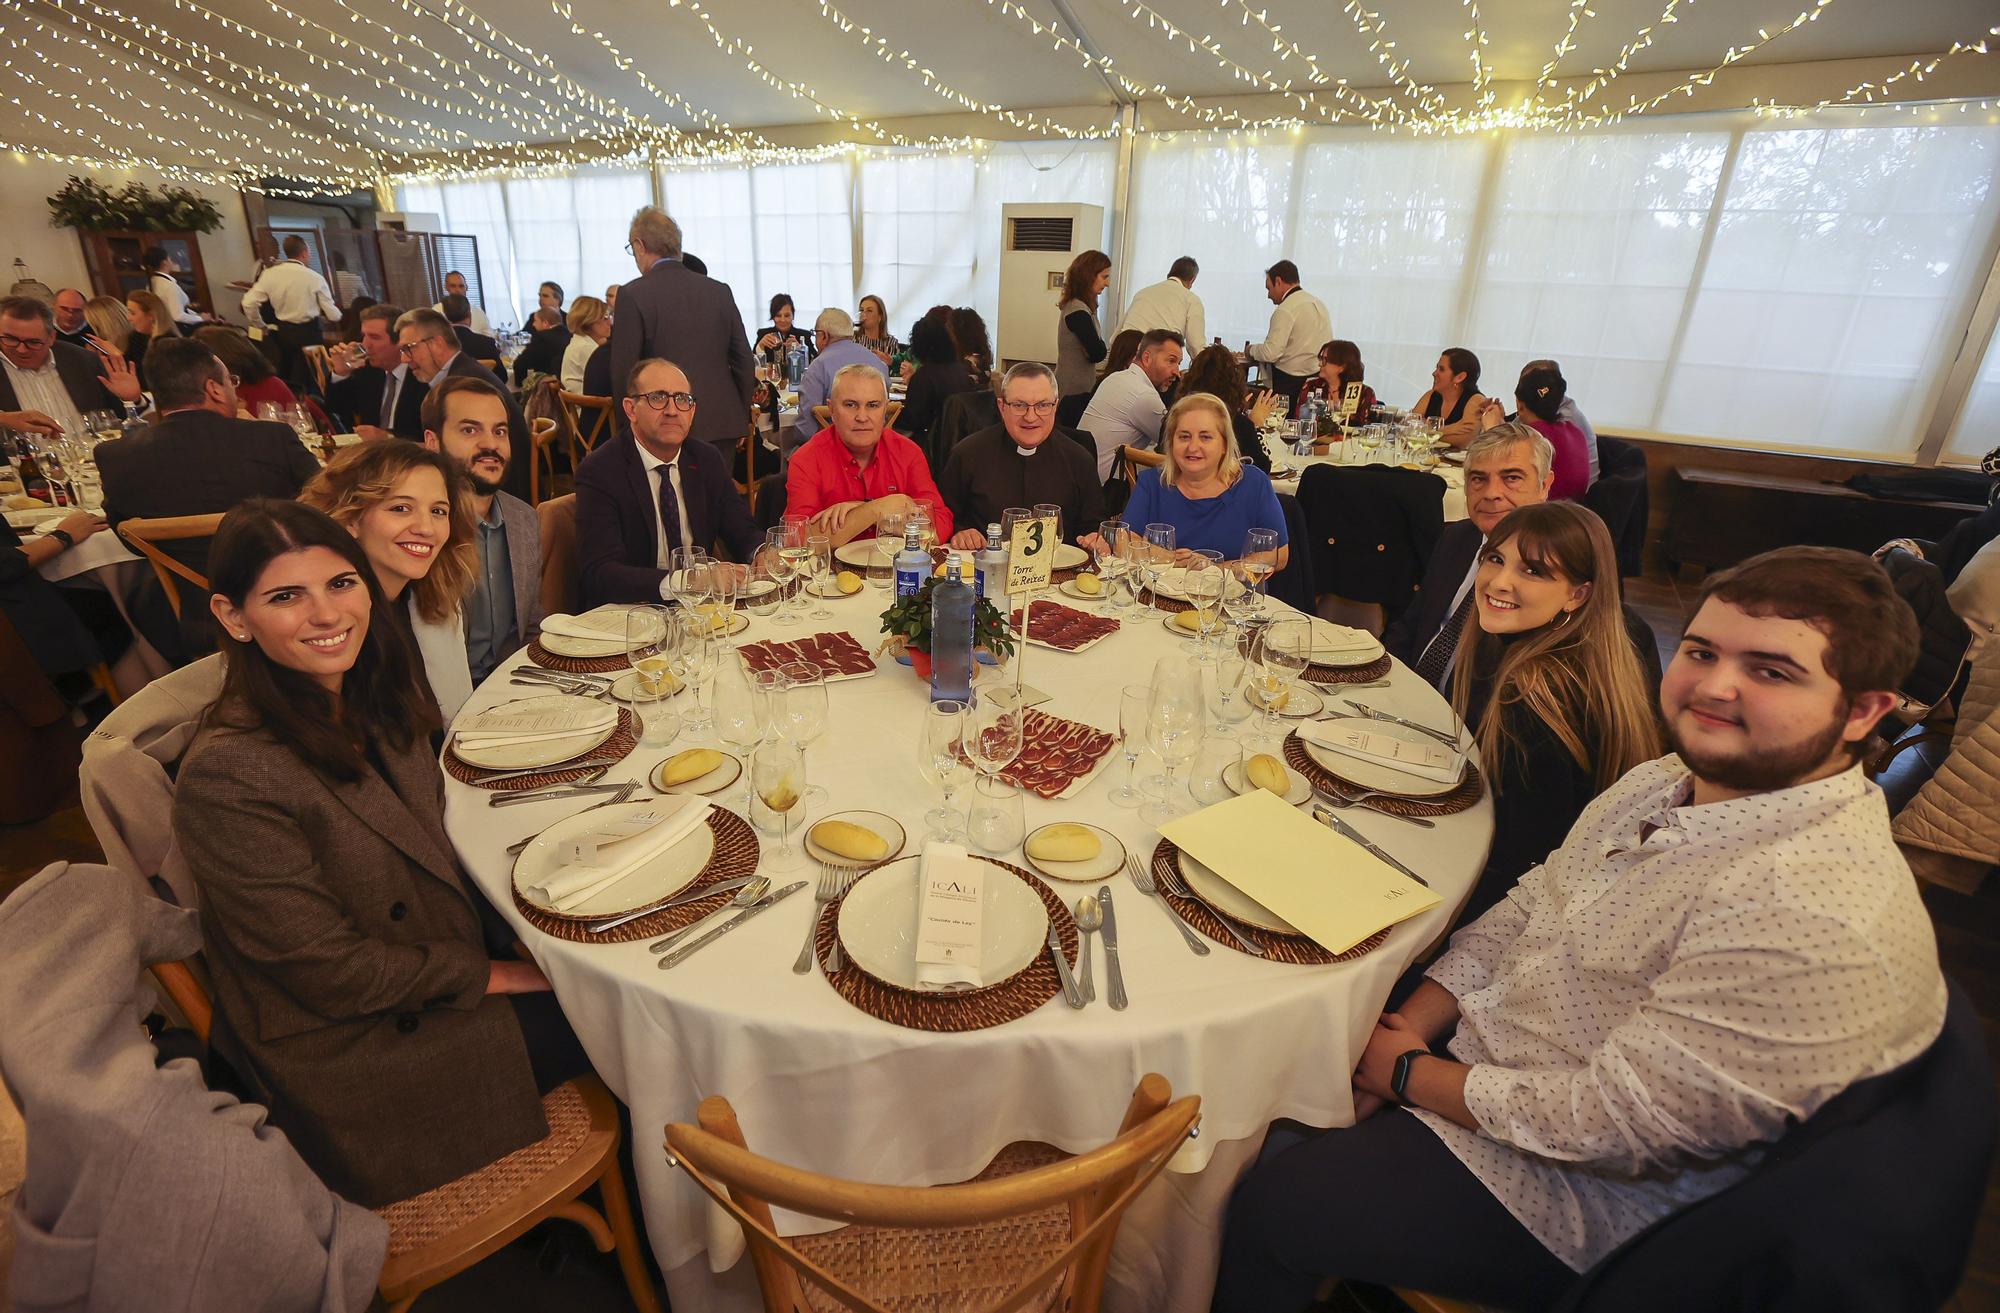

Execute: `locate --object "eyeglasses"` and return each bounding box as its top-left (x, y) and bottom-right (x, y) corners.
top-left (635, 389), bottom-right (697, 412)
top-left (396, 335), bottom-right (444, 357)
top-left (0, 333), bottom-right (50, 351)
top-left (623, 240), bottom-right (636, 255)
top-left (999, 400), bottom-right (1058, 417)
top-left (227, 373), bottom-right (242, 387)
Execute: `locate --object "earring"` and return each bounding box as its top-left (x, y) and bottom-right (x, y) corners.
top-left (233, 631), bottom-right (252, 643)
top-left (1552, 610), bottom-right (1572, 630)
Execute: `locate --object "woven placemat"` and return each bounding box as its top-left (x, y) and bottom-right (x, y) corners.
top-left (1283, 732), bottom-right (1485, 817)
top-left (812, 858), bottom-right (1078, 1032)
top-left (1151, 840), bottom-right (1387, 964)
top-left (1300, 652), bottom-right (1393, 685)
top-left (511, 809), bottom-right (761, 942)
top-left (524, 638), bottom-right (632, 675)
top-left (445, 709), bottom-right (640, 791)
top-left (1144, 588), bottom-right (1194, 615)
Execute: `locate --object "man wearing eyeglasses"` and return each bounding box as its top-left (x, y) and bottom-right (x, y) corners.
top-left (940, 362), bottom-right (1102, 552)
top-left (575, 356), bottom-right (760, 608)
top-left (393, 307), bottom-right (532, 501)
top-left (0, 295), bottom-right (141, 438)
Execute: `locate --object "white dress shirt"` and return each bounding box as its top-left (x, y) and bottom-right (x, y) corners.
top-left (560, 336), bottom-right (598, 394)
top-left (436, 301), bottom-right (493, 337)
top-left (635, 441), bottom-right (695, 573)
top-left (1118, 277), bottom-right (1206, 350)
top-left (150, 272), bottom-right (200, 327)
top-left (241, 260), bottom-right (337, 325)
top-left (1247, 287), bottom-right (1331, 378)
top-left (1417, 757), bottom-right (1946, 1272)
top-left (1077, 364), bottom-right (1167, 482)
top-left (2, 355), bottom-right (87, 437)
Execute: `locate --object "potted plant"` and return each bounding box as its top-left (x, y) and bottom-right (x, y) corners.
top-left (878, 576), bottom-right (1017, 681)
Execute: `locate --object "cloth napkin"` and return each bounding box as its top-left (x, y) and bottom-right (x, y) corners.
top-left (538, 610), bottom-right (634, 642)
top-left (1269, 617), bottom-right (1378, 659)
top-left (525, 795), bottom-right (713, 912)
top-left (913, 842), bottom-right (985, 991)
top-left (455, 701), bottom-right (617, 751)
top-left (1298, 718), bottom-right (1463, 785)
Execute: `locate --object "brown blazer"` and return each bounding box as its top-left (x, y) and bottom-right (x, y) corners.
top-left (172, 714), bottom-right (547, 1208)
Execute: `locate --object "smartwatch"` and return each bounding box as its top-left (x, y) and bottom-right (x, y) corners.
top-left (1389, 1050), bottom-right (1428, 1106)
top-left (46, 527), bottom-right (75, 549)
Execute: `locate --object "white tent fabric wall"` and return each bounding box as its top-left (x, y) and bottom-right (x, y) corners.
top-left (1952, 331), bottom-right (2000, 463)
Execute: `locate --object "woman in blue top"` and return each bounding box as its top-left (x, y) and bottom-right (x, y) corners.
top-left (1121, 391), bottom-right (1290, 571)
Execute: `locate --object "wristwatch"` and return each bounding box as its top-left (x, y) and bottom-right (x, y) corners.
top-left (46, 527), bottom-right (74, 549)
top-left (1390, 1050), bottom-right (1429, 1106)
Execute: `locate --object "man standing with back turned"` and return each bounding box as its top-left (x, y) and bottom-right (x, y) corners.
top-left (608, 206), bottom-right (755, 454)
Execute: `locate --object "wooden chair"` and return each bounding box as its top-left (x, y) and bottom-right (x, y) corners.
top-left (1119, 444), bottom-right (1165, 487)
top-left (736, 408), bottom-right (762, 512)
top-left (117, 513), bottom-right (225, 619)
top-left (528, 416), bottom-right (559, 505)
top-left (302, 345), bottom-right (332, 396)
top-left (665, 1074), bottom-right (1200, 1313)
top-left (476, 358), bottom-right (502, 377)
top-left (538, 494), bottom-right (578, 618)
top-left (557, 389), bottom-right (613, 467)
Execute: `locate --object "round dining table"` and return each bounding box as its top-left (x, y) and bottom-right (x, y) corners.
top-left (444, 587), bottom-right (1492, 1313)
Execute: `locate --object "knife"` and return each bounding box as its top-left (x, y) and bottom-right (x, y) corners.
top-left (488, 778), bottom-right (629, 807)
top-left (1098, 885), bottom-right (1128, 1011)
top-left (1341, 699), bottom-right (1460, 748)
top-left (1046, 924), bottom-right (1086, 1009)
top-left (586, 876), bottom-right (757, 933)
top-left (1313, 805), bottom-right (1431, 888)
top-left (658, 881), bottom-right (806, 968)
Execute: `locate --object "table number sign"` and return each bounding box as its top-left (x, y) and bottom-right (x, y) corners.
top-left (1004, 511), bottom-right (1061, 598)
top-left (1339, 381), bottom-right (1365, 422)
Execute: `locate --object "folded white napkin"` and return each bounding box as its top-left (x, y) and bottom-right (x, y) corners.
top-left (539, 610), bottom-right (634, 642)
top-left (455, 702), bottom-right (618, 751)
top-left (527, 795), bottom-right (713, 912)
top-left (1298, 719), bottom-right (1463, 785)
top-left (1269, 617), bottom-right (1378, 659)
top-left (913, 842), bottom-right (985, 991)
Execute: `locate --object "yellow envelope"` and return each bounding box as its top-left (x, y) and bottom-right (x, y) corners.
top-left (1159, 790), bottom-right (1440, 954)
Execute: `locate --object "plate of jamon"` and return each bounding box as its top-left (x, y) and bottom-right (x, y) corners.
top-left (1006, 602), bottom-right (1120, 654)
top-left (996, 709), bottom-right (1119, 800)
top-left (736, 631), bottom-right (878, 681)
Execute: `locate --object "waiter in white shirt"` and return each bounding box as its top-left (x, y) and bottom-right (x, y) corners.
top-left (1118, 256), bottom-right (1205, 356)
top-left (240, 235), bottom-right (337, 388)
top-left (433, 270), bottom-right (493, 337)
top-left (1244, 259), bottom-right (1331, 404)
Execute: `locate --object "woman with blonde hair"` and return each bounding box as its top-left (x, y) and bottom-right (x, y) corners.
top-left (1055, 249), bottom-right (1112, 399)
top-left (1449, 500), bottom-right (1663, 921)
top-left (300, 442), bottom-right (479, 718)
top-left (855, 293), bottom-right (898, 360)
top-left (84, 295), bottom-right (147, 386)
top-left (560, 294), bottom-right (610, 394)
top-left (123, 289), bottom-right (180, 353)
top-left (1120, 391), bottom-right (1289, 569)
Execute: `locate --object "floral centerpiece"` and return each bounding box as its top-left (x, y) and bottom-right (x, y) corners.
top-left (877, 574), bottom-right (1016, 680)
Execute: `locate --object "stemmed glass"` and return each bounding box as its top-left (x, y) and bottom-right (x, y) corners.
top-left (1250, 618), bottom-right (1310, 743)
top-left (775, 660), bottom-right (830, 807)
top-left (779, 513), bottom-right (816, 624)
top-left (1205, 645), bottom-right (1254, 739)
top-left (965, 697), bottom-right (1024, 782)
top-left (1239, 528), bottom-right (1279, 613)
top-left (750, 740), bottom-right (806, 871)
top-left (1142, 658), bottom-right (1203, 825)
top-left (762, 527), bottom-right (797, 625)
top-left (917, 700), bottom-right (972, 841)
top-left (745, 542), bottom-right (785, 620)
top-left (668, 615), bottom-right (719, 733)
top-left (710, 653), bottom-right (765, 814)
top-left (285, 404), bottom-right (319, 446)
top-left (805, 528), bottom-right (835, 619)
top-left (1109, 684), bottom-right (1150, 807)
top-left (1141, 523), bottom-right (1176, 604)
top-left (1091, 518), bottom-right (1126, 616)
top-left (665, 546), bottom-right (712, 611)
top-left (1184, 549), bottom-right (1226, 661)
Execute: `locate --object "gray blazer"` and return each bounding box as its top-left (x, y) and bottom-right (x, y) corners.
top-left (607, 258), bottom-right (756, 448)
top-left (495, 488), bottom-right (546, 647)
top-left (172, 717), bottom-right (547, 1207)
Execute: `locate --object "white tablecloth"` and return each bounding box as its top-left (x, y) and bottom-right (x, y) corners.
top-left (445, 599), bottom-right (1491, 1312)
top-left (1272, 456), bottom-right (1467, 523)
top-left (34, 525), bottom-right (141, 583)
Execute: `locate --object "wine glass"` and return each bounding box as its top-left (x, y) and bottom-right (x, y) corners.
top-left (1357, 424), bottom-right (1386, 464)
top-left (1141, 523), bottom-right (1176, 603)
top-left (626, 604), bottom-right (674, 695)
top-left (1239, 527), bottom-right (1279, 613)
top-left (805, 528), bottom-right (835, 618)
top-left (1205, 646), bottom-right (1254, 739)
top-left (965, 697), bottom-right (1024, 781)
top-left (286, 404), bottom-right (319, 445)
top-left (1184, 549), bottom-right (1226, 660)
top-left (257, 401), bottom-right (284, 424)
top-left (1091, 517), bottom-right (1126, 616)
top-left (750, 740), bottom-right (806, 871)
top-left (1142, 658), bottom-right (1203, 825)
top-left (917, 700), bottom-right (971, 841)
top-left (765, 525), bottom-right (802, 626)
top-left (779, 513), bottom-right (816, 623)
top-left (775, 660), bottom-right (829, 806)
top-left (1033, 502), bottom-right (1064, 552)
top-left (744, 544), bottom-right (784, 619)
top-left (668, 617), bottom-right (719, 733)
top-left (1109, 684), bottom-right (1150, 807)
top-left (711, 653), bottom-right (765, 814)
top-left (665, 546), bottom-right (713, 611)
top-left (1251, 618), bottom-right (1311, 744)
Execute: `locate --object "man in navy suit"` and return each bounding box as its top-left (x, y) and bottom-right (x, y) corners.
top-left (575, 356), bottom-right (761, 608)
top-left (323, 304), bottom-right (426, 440)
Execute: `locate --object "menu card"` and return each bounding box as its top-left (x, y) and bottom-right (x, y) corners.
top-left (1159, 790), bottom-right (1439, 954)
top-left (913, 843), bottom-right (985, 991)
top-left (1299, 720), bottom-right (1462, 784)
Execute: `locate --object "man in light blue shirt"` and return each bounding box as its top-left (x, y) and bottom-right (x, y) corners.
top-left (788, 307), bottom-right (887, 461)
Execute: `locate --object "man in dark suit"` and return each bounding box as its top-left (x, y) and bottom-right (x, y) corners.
top-left (442, 293), bottom-right (501, 365)
top-left (0, 295), bottom-right (142, 433)
top-left (576, 356), bottom-right (760, 608)
top-left (323, 303), bottom-right (426, 440)
top-left (96, 337), bottom-right (321, 661)
top-left (395, 307), bottom-right (532, 502)
top-left (1383, 421), bottom-right (1554, 688)
top-left (607, 206), bottom-right (755, 452)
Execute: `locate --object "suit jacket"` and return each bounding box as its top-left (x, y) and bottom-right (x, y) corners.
top-left (441, 354), bottom-right (533, 501)
top-left (0, 341), bottom-right (121, 416)
top-left (1383, 518), bottom-right (1482, 667)
top-left (172, 718), bottom-right (548, 1208)
top-left (575, 432), bottom-right (760, 607)
top-left (607, 259), bottom-right (755, 448)
top-left (454, 325), bottom-right (501, 364)
top-left (495, 488), bottom-right (546, 643)
top-left (324, 363), bottom-right (427, 440)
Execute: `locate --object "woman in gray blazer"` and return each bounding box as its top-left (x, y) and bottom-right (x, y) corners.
top-left (172, 499), bottom-right (576, 1207)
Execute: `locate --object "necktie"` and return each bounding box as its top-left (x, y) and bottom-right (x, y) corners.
top-left (1414, 588), bottom-right (1473, 690)
top-left (656, 464), bottom-right (685, 558)
top-left (380, 372), bottom-right (399, 428)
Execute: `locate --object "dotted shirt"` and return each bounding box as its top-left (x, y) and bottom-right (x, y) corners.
top-left (1417, 755), bottom-right (1946, 1272)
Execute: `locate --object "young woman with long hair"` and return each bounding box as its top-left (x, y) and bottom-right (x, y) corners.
top-left (84, 295), bottom-right (146, 386)
top-left (123, 289), bottom-right (180, 352)
top-left (1180, 344), bottom-right (1281, 473)
top-left (855, 293), bottom-right (898, 359)
top-left (1449, 501), bottom-right (1663, 920)
top-left (949, 306), bottom-right (994, 380)
top-left (1056, 249), bottom-right (1112, 398)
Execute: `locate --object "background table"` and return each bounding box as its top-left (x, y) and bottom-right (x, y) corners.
top-left (445, 593), bottom-right (1492, 1312)
top-left (1272, 455), bottom-right (1468, 523)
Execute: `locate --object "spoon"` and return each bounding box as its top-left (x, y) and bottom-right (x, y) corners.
top-left (648, 876), bottom-right (772, 953)
top-left (1074, 896), bottom-right (1101, 1005)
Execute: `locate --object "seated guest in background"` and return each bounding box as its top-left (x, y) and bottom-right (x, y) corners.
top-left (1079, 328), bottom-right (1186, 482)
top-left (1412, 347), bottom-right (1487, 450)
top-left (511, 306), bottom-right (570, 385)
top-left (1479, 365), bottom-right (1590, 499)
top-left (1122, 392), bottom-right (1287, 568)
top-left (950, 307), bottom-right (994, 380)
top-left (942, 362), bottom-right (1103, 550)
top-left (1214, 546), bottom-right (1943, 1313)
top-left (1092, 329), bottom-right (1144, 399)
top-left (51, 287), bottom-right (92, 349)
top-left (96, 337), bottom-right (320, 658)
top-left (1296, 339), bottom-right (1375, 423)
top-left (193, 325), bottom-right (299, 417)
top-left (325, 303), bottom-right (424, 441)
top-left (1056, 250), bottom-right (1112, 400)
top-left (1180, 345), bottom-right (1281, 474)
top-left (335, 294), bottom-right (376, 343)
top-left (0, 294), bottom-right (141, 432)
top-left (177, 498), bottom-right (573, 1210)
top-left (300, 442), bottom-right (477, 719)
top-left (855, 294), bottom-right (898, 361)
top-left (433, 270), bottom-right (492, 336)
top-left (1449, 501), bottom-right (1662, 923)
top-left (537, 281), bottom-right (564, 316)
top-left (787, 364), bottom-right (951, 548)
top-left (396, 307), bottom-right (531, 502)
top-left (576, 357), bottom-right (760, 607)
top-left (442, 293), bottom-right (500, 365)
top-left (421, 376), bottom-right (543, 683)
top-left (791, 307), bottom-right (888, 461)
top-left (1386, 422), bottom-right (1554, 687)
top-left (582, 331), bottom-right (613, 397)
top-left (561, 295), bottom-right (609, 394)
top-left (124, 289), bottom-right (182, 357)
top-left (756, 293), bottom-right (814, 361)
top-left (604, 283), bottom-right (619, 316)
top-left (144, 245), bottom-right (205, 330)
top-left (897, 313), bottom-right (978, 454)
top-left (1522, 357), bottom-right (1596, 484)
top-left (84, 295), bottom-right (146, 390)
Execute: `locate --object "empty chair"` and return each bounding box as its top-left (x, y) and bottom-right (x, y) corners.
top-left (1582, 436), bottom-right (1648, 577)
top-left (536, 493), bottom-right (578, 619)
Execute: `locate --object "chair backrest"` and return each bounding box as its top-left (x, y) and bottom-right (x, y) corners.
top-left (476, 358), bottom-right (501, 376)
top-left (117, 513), bottom-right (227, 619)
top-left (1119, 445), bottom-right (1165, 487)
top-left (666, 1074), bottom-right (1200, 1313)
top-left (810, 403), bottom-right (830, 430)
top-left (1582, 436), bottom-right (1649, 577)
top-left (301, 345), bottom-right (331, 396)
top-left (537, 494), bottom-right (579, 619)
top-left (932, 390), bottom-right (1000, 464)
top-left (558, 390), bottom-right (613, 455)
top-left (809, 400), bottom-right (904, 436)
top-left (527, 416), bottom-right (559, 504)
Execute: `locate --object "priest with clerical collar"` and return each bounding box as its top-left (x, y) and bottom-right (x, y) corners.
top-left (941, 360), bottom-right (1105, 551)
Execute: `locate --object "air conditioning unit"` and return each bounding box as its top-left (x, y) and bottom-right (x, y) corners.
top-left (998, 203), bottom-right (1105, 366)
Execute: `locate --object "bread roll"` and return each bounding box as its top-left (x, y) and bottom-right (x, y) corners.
top-left (1171, 609), bottom-right (1203, 632)
top-left (1026, 823), bottom-right (1101, 863)
top-left (1246, 754), bottom-right (1290, 796)
top-left (836, 570), bottom-right (863, 594)
top-left (657, 748), bottom-right (723, 786)
top-left (809, 819), bottom-right (890, 862)
top-left (1074, 573), bottom-right (1102, 596)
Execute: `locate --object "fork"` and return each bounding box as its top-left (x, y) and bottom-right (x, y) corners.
top-left (1317, 784), bottom-right (1436, 828)
top-left (1124, 853), bottom-right (1211, 957)
top-left (648, 877), bottom-right (771, 953)
top-left (1155, 859), bottom-right (1267, 957)
top-left (504, 781), bottom-right (642, 856)
top-left (472, 755), bottom-right (623, 785)
top-left (793, 860), bottom-right (846, 974)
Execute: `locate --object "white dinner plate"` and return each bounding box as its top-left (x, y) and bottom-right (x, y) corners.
top-left (1022, 823), bottom-right (1125, 883)
top-left (834, 540), bottom-right (893, 570)
top-left (1244, 682), bottom-right (1323, 718)
top-left (1178, 850), bottom-right (1299, 935)
top-left (512, 801), bottom-right (717, 917)
top-left (1261, 618), bottom-right (1384, 668)
top-left (837, 855), bottom-right (1048, 992)
top-left (1051, 542), bottom-right (1088, 570)
top-left (537, 606), bottom-right (639, 657)
top-left (653, 750), bottom-right (742, 796)
top-left (1056, 578), bottom-right (1107, 602)
top-left (1222, 759), bottom-right (1313, 807)
top-left (804, 810), bottom-right (907, 869)
top-left (1162, 613), bottom-right (1227, 640)
top-left (1148, 565), bottom-right (1245, 603)
top-left (451, 695), bottom-right (618, 769)
top-left (1300, 717), bottom-right (1465, 798)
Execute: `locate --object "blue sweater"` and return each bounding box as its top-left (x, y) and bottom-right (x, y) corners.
top-left (1122, 466), bottom-right (1288, 557)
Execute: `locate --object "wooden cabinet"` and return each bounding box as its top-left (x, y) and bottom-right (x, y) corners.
top-left (77, 230), bottom-right (213, 314)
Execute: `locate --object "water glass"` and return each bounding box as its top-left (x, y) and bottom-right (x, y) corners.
top-left (1184, 549), bottom-right (1226, 659)
top-left (631, 683), bottom-right (681, 747)
top-left (745, 546), bottom-right (784, 618)
top-left (966, 774), bottom-right (1025, 856)
top-left (626, 604), bottom-right (674, 694)
top-left (1188, 736), bottom-right (1242, 807)
top-left (918, 700), bottom-right (971, 841)
top-left (1142, 658), bottom-right (1203, 825)
top-left (806, 529), bottom-right (835, 618)
top-left (865, 539), bottom-right (894, 591)
top-left (1251, 619), bottom-right (1310, 743)
top-left (965, 698), bottom-right (1024, 778)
